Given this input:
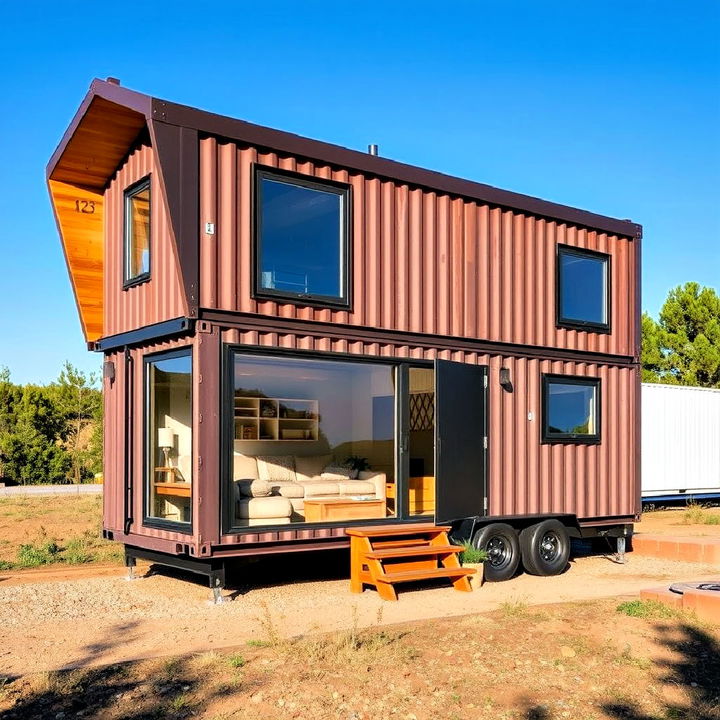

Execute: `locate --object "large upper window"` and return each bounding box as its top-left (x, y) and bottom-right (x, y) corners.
top-left (124, 177), bottom-right (151, 286)
top-left (542, 375), bottom-right (600, 443)
top-left (557, 245), bottom-right (609, 331)
top-left (145, 350), bottom-right (192, 527)
top-left (254, 167), bottom-right (350, 307)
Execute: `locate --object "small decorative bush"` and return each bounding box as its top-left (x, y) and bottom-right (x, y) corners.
top-left (458, 542), bottom-right (487, 565)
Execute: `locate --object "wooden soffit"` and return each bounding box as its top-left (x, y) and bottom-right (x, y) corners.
top-left (47, 86), bottom-right (150, 342)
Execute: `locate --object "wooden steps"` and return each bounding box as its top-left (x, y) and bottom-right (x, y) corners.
top-left (366, 545), bottom-right (462, 560)
top-left (347, 524), bottom-right (476, 601)
top-left (376, 567), bottom-right (475, 584)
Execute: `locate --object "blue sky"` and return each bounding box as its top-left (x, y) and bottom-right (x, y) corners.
top-left (0, 1), bottom-right (718, 384)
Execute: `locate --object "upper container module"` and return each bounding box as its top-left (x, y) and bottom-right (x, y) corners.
top-left (47, 78), bottom-right (641, 359)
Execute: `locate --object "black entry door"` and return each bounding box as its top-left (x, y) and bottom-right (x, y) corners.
top-left (434, 359), bottom-right (488, 523)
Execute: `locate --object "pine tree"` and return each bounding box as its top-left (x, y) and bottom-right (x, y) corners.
top-left (642, 282), bottom-right (720, 388)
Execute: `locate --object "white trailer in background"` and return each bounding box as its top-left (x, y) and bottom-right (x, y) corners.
top-left (642, 383), bottom-right (720, 502)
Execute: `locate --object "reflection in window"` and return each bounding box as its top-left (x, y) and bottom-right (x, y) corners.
top-left (255, 170), bottom-right (348, 305)
top-left (229, 353), bottom-right (394, 528)
top-left (124, 177), bottom-right (151, 284)
top-left (408, 367), bottom-right (435, 516)
top-left (146, 351), bottom-right (192, 525)
top-left (543, 376), bottom-right (600, 442)
top-left (557, 246), bottom-right (608, 329)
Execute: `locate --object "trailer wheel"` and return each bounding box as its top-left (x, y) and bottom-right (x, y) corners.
top-left (519, 520), bottom-right (570, 576)
top-left (472, 523), bottom-right (521, 582)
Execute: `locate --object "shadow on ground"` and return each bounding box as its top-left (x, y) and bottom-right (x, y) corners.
top-left (2, 614), bottom-right (718, 719)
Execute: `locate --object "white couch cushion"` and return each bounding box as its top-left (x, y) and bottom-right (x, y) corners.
top-left (337, 480), bottom-right (376, 495)
top-left (303, 481), bottom-right (341, 497)
top-left (295, 454), bottom-right (333, 483)
top-left (233, 452), bottom-right (259, 481)
top-left (269, 482), bottom-right (305, 498)
top-left (235, 479), bottom-right (272, 499)
top-left (256, 455), bottom-right (296, 483)
top-left (236, 496), bottom-right (292, 519)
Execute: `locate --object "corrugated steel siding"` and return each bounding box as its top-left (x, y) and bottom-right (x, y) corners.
top-left (220, 328), bottom-right (638, 541)
top-left (200, 138), bottom-right (637, 357)
top-left (104, 142), bottom-right (186, 337)
top-left (103, 335), bottom-right (199, 545)
top-left (642, 384), bottom-right (720, 495)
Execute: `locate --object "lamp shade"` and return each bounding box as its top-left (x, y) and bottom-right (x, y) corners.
top-left (157, 427), bottom-right (175, 449)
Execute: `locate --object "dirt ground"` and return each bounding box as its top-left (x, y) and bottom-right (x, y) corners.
top-left (637, 506), bottom-right (720, 537)
top-left (0, 495), bottom-right (120, 567)
top-left (1, 498), bottom-right (719, 719)
top-left (0, 596), bottom-right (718, 720)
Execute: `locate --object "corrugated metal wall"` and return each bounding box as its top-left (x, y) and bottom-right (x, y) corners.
top-left (221, 329), bottom-right (638, 537)
top-left (642, 383), bottom-right (720, 495)
top-left (103, 335), bottom-right (199, 546)
top-left (200, 138), bottom-right (637, 357)
top-left (104, 142), bottom-right (187, 337)
top-left (103, 328), bottom-right (636, 550)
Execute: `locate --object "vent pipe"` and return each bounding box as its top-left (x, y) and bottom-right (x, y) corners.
top-left (368, 144), bottom-right (379, 156)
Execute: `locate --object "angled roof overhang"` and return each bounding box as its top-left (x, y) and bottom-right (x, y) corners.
top-left (48, 79), bottom-right (641, 344)
top-left (47, 82), bottom-right (152, 342)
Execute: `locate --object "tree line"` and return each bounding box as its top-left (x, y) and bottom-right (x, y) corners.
top-left (0, 362), bottom-right (102, 485)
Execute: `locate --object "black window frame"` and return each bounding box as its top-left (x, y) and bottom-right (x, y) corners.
top-left (142, 346), bottom-right (194, 534)
top-left (541, 374), bottom-right (601, 444)
top-left (220, 344), bottom-right (438, 536)
top-left (123, 175), bottom-right (152, 289)
top-left (556, 244), bottom-right (610, 333)
top-left (252, 165), bottom-right (352, 309)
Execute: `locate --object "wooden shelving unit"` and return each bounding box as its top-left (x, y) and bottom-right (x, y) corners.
top-left (234, 396), bottom-right (319, 441)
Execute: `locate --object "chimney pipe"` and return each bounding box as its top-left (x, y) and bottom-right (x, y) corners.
top-left (368, 144), bottom-right (379, 156)
top-left (106, 77), bottom-right (121, 85)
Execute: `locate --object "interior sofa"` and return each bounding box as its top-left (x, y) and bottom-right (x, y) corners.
top-left (233, 453), bottom-right (387, 525)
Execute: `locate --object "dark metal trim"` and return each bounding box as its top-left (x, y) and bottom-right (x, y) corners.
top-left (541, 373), bottom-right (602, 444)
top-left (556, 244), bottom-right (611, 333)
top-left (122, 175), bottom-right (152, 289)
top-left (221, 345), bottom-right (419, 536)
top-left (93, 317), bottom-right (194, 352)
top-left (199, 309), bottom-right (638, 368)
top-left (149, 121), bottom-right (200, 317)
top-left (150, 91), bottom-right (641, 239)
top-left (123, 349), bottom-right (134, 534)
top-left (142, 347), bottom-right (194, 535)
top-left (252, 164), bottom-right (352, 310)
top-left (633, 234), bottom-right (642, 515)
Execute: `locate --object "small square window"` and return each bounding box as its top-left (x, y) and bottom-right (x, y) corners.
top-left (542, 375), bottom-right (601, 443)
top-left (557, 245), bottom-right (609, 331)
top-left (124, 177), bottom-right (151, 287)
top-left (254, 167), bottom-right (350, 307)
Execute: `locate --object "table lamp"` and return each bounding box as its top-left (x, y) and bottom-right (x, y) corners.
top-left (158, 427), bottom-right (175, 468)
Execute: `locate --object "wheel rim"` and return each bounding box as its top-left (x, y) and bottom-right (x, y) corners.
top-left (486, 536), bottom-right (511, 569)
top-left (539, 531), bottom-right (560, 563)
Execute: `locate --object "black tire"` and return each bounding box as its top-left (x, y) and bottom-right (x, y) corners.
top-left (519, 519), bottom-right (570, 576)
top-left (472, 523), bottom-right (521, 582)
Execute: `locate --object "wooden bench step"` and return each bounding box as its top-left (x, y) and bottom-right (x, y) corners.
top-left (366, 544), bottom-right (462, 560)
top-left (376, 566), bottom-right (476, 584)
top-left (346, 524), bottom-right (450, 537)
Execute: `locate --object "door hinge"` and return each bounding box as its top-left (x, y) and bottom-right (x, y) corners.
top-left (484, 374), bottom-right (488, 389)
top-left (483, 497), bottom-right (488, 513)
top-left (483, 436), bottom-right (488, 449)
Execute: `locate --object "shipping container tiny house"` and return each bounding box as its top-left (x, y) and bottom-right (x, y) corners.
top-left (48, 79), bottom-right (642, 593)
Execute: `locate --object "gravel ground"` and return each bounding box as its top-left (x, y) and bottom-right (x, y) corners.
top-left (1, 550), bottom-right (717, 677)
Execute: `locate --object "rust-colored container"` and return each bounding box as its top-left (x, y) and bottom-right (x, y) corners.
top-left (48, 79), bottom-right (641, 588)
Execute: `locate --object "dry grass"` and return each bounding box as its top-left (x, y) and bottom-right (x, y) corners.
top-left (0, 598), bottom-right (718, 719)
top-left (0, 494), bottom-right (121, 569)
top-left (682, 502), bottom-right (720, 526)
